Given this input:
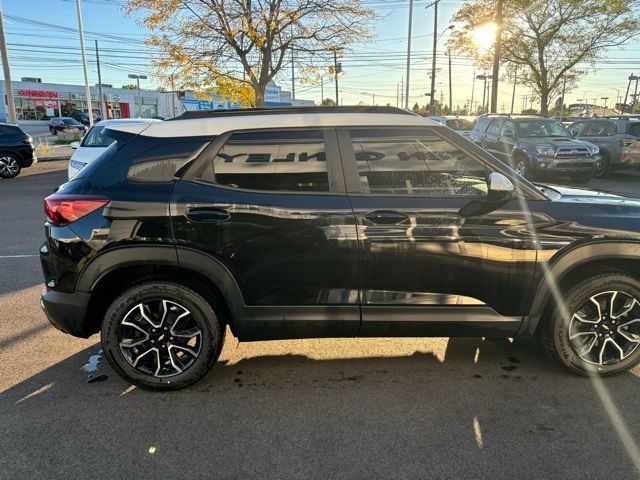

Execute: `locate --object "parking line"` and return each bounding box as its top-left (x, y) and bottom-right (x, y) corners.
top-left (0, 255), bottom-right (39, 259)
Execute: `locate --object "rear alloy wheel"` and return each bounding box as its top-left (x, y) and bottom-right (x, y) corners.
top-left (101, 282), bottom-right (224, 390)
top-left (0, 154), bottom-right (21, 179)
top-left (540, 272), bottom-right (640, 376)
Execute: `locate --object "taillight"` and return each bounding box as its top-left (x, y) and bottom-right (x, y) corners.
top-left (23, 135), bottom-right (33, 145)
top-left (44, 194), bottom-right (110, 226)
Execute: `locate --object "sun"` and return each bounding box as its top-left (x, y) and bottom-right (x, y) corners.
top-left (472, 22), bottom-right (497, 50)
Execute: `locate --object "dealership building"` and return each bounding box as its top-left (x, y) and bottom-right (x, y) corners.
top-left (0, 78), bottom-right (315, 123)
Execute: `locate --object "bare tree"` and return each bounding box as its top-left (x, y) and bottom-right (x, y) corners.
top-left (448, 0), bottom-right (640, 115)
top-left (125, 0), bottom-right (377, 106)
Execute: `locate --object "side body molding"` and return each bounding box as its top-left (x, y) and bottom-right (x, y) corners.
top-left (517, 240), bottom-right (640, 337)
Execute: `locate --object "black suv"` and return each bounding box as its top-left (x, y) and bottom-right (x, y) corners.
top-left (0, 123), bottom-right (36, 178)
top-left (469, 115), bottom-right (600, 183)
top-left (40, 107), bottom-right (640, 390)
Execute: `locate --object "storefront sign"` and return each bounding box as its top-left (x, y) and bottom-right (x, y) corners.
top-left (18, 89), bottom-right (58, 98)
top-left (34, 99), bottom-right (59, 107)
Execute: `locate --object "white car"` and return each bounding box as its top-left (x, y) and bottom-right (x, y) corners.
top-left (68, 118), bottom-right (161, 179)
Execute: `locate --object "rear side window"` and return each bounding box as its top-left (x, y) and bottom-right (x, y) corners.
top-left (349, 128), bottom-right (487, 197)
top-left (487, 119), bottom-right (503, 135)
top-left (0, 125), bottom-right (18, 136)
top-left (197, 129), bottom-right (330, 192)
top-left (127, 141), bottom-right (207, 182)
top-left (628, 123), bottom-right (640, 138)
top-left (81, 126), bottom-right (113, 147)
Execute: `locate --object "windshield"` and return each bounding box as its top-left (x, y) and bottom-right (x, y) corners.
top-left (62, 118), bottom-right (80, 126)
top-left (81, 126), bottom-right (114, 147)
top-left (446, 119), bottom-right (475, 131)
top-left (516, 119), bottom-right (570, 138)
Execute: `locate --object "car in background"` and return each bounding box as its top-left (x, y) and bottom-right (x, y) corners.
top-left (550, 115), bottom-right (583, 127)
top-left (567, 117), bottom-right (640, 177)
top-left (0, 123), bottom-right (36, 179)
top-left (429, 115), bottom-right (476, 137)
top-left (48, 117), bottom-right (88, 136)
top-left (70, 111), bottom-right (100, 125)
top-left (68, 118), bottom-right (160, 179)
top-left (469, 114), bottom-right (599, 183)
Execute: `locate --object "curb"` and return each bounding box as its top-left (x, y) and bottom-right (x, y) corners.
top-left (38, 157), bottom-right (70, 162)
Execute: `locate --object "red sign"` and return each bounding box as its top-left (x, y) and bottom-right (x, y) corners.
top-left (18, 89), bottom-right (58, 98)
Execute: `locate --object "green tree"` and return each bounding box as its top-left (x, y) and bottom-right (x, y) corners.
top-left (448, 0), bottom-right (640, 115)
top-left (125, 0), bottom-right (376, 106)
top-left (121, 84), bottom-right (138, 89)
top-left (321, 98), bottom-right (337, 106)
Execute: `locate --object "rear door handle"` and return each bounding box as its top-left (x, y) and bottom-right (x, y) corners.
top-left (185, 207), bottom-right (230, 223)
top-left (364, 210), bottom-right (409, 225)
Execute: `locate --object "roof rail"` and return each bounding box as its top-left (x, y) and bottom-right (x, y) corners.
top-left (167, 105), bottom-right (417, 121)
top-left (477, 113), bottom-right (545, 118)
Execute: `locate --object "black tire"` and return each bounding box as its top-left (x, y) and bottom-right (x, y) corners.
top-left (512, 155), bottom-right (531, 179)
top-left (593, 151), bottom-right (610, 178)
top-left (570, 171), bottom-right (593, 184)
top-left (50, 128), bottom-right (57, 136)
top-left (101, 282), bottom-right (225, 390)
top-left (0, 153), bottom-right (21, 179)
top-left (539, 272), bottom-right (640, 376)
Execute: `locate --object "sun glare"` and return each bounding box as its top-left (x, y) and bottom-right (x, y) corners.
top-left (472, 22), bottom-right (497, 50)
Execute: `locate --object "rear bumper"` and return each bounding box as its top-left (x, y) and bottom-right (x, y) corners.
top-left (40, 288), bottom-right (92, 338)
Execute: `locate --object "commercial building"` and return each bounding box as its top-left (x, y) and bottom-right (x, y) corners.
top-left (0, 78), bottom-right (315, 123)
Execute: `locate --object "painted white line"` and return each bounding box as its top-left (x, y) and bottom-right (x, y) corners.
top-left (0, 255), bottom-right (39, 259)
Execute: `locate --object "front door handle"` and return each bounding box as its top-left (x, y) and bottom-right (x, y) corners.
top-left (364, 210), bottom-right (409, 225)
top-left (185, 207), bottom-right (230, 223)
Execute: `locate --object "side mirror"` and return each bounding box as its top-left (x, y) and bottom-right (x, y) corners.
top-left (70, 141), bottom-right (80, 149)
top-left (503, 128), bottom-right (515, 138)
top-left (459, 172), bottom-right (516, 218)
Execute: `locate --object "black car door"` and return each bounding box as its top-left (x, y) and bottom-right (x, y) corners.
top-left (495, 119), bottom-right (517, 162)
top-left (172, 128), bottom-right (360, 340)
top-left (483, 118), bottom-right (504, 156)
top-left (336, 126), bottom-right (539, 337)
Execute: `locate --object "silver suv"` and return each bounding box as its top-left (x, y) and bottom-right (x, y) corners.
top-left (568, 117), bottom-right (640, 177)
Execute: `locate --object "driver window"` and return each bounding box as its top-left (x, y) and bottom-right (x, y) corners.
top-left (501, 120), bottom-right (516, 136)
top-left (349, 128), bottom-right (488, 197)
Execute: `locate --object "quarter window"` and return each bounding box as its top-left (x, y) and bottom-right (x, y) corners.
top-left (198, 130), bottom-right (330, 192)
top-left (349, 128), bottom-right (488, 196)
top-left (487, 119), bottom-right (504, 135)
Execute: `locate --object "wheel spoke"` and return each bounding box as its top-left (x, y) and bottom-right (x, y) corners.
top-left (579, 335), bottom-right (598, 356)
top-left (589, 295), bottom-right (602, 320)
top-left (139, 303), bottom-right (162, 329)
top-left (611, 297), bottom-right (639, 319)
top-left (617, 318), bottom-right (640, 343)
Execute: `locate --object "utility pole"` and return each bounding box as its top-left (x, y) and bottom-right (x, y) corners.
top-left (95, 40), bottom-right (106, 120)
top-left (470, 70), bottom-right (476, 115)
top-left (601, 97), bottom-right (609, 115)
top-left (290, 37), bottom-right (295, 100)
top-left (447, 48), bottom-right (452, 113)
top-left (632, 75), bottom-right (640, 114)
top-left (333, 50), bottom-right (340, 105)
top-left (559, 77), bottom-right (567, 119)
top-left (429, 0), bottom-right (439, 113)
top-left (0, 9), bottom-right (16, 124)
top-left (400, 77), bottom-right (404, 110)
top-left (396, 82), bottom-right (399, 108)
top-left (76, 0), bottom-right (93, 127)
top-left (510, 69), bottom-right (517, 114)
top-left (622, 75), bottom-right (633, 114)
top-left (404, 0), bottom-right (414, 110)
top-left (477, 74), bottom-right (488, 114)
top-left (490, 0), bottom-right (503, 113)
top-left (320, 78), bottom-right (323, 105)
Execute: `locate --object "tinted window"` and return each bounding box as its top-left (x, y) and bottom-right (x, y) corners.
top-left (127, 141), bottom-right (207, 183)
top-left (349, 128), bottom-right (487, 197)
top-left (198, 130), bottom-right (330, 192)
top-left (501, 120), bottom-right (516, 135)
top-left (627, 123), bottom-right (640, 138)
top-left (81, 126), bottom-right (113, 147)
top-left (487, 119), bottom-right (503, 135)
top-left (62, 118), bottom-right (80, 126)
top-left (582, 121), bottom-right (615, 136)
top-left (0, 125), bottom-right (19, 135)
top-left (446, 119), bottom-right (475, 131)
top-left (568, 122), bottom-right (587, 136)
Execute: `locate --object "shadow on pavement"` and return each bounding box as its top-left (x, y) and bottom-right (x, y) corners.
top-left (1, 335), bottom-right (639, 479)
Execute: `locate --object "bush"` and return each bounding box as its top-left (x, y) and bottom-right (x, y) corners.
top-left (60, 128), bottom-right (84, 142)
top-left (35, 142), bottom-right (54, 157)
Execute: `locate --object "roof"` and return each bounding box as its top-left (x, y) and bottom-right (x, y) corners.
top-left (94, 118), bottom-right (162, 127)
top-left (108, 106), bottom-right (440, 138)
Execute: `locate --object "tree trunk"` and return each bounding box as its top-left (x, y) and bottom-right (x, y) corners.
top-left (540, 89), bottom-right (549, 116)
top-left (254, 82), bottom-right (265, 107)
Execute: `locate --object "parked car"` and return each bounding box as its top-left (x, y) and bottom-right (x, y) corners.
top-left (550, 115), bottom-right (583, 127)
top-left (567, 118), bottom-right (640, 177)
top-left (70, 111), bottom-right (100, 125)
top-left (48, 117), bottom-right (88, 135)
top-left (469, 114), bottom-right (599, 183)
top-left (68, 118), bottom-right (161, 179)
top-left (40, 106), bottom-right (640, 390)
top-left (428, 115), bottom-right (476, 137)
top-left (0, 123), bottom-right (36, 179)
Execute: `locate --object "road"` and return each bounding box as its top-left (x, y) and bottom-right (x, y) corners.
top-left (1, 161), bottom-right (639, 479)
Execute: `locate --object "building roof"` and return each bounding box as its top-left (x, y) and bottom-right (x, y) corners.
top-left (108, 106), bottom-right (439, 138)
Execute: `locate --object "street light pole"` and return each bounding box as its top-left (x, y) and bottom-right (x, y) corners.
top-left (447, 48), bottom-right (452, 113)
top-left (632, 76), bottom-right (640, 114)
top-left (510, 69), bottom-right (517, 114)
top-left (128, 74), bottom-right (148, 117)
top-left (0, 9), bottom-right (16, 124)
top-left (601, 97), bottom-right (609, 115)
top-left (76, 0), bottom-right (93, 127)
top-left (490, 0), bottom-right (503, 113)
top-left (404, 0), bottom-right (414, 110)
top-left (429, 0), bottom-right (439, 113)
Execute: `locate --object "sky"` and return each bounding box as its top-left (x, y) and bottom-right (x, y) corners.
top-left (2, 0), bottom-right (640, 111)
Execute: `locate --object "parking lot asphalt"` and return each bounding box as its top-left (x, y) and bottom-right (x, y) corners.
top-left (1, 161), bottom-right (639, 479)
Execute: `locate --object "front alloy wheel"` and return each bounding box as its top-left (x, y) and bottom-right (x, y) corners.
top-left (514, 158), bottom-right (527, 177)
top-left (568, 291), bottom-right (640, 365)
top-left (0, 154), bottom-right (21, 178)
top-left (540, 272), bottom-right (640, 376)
